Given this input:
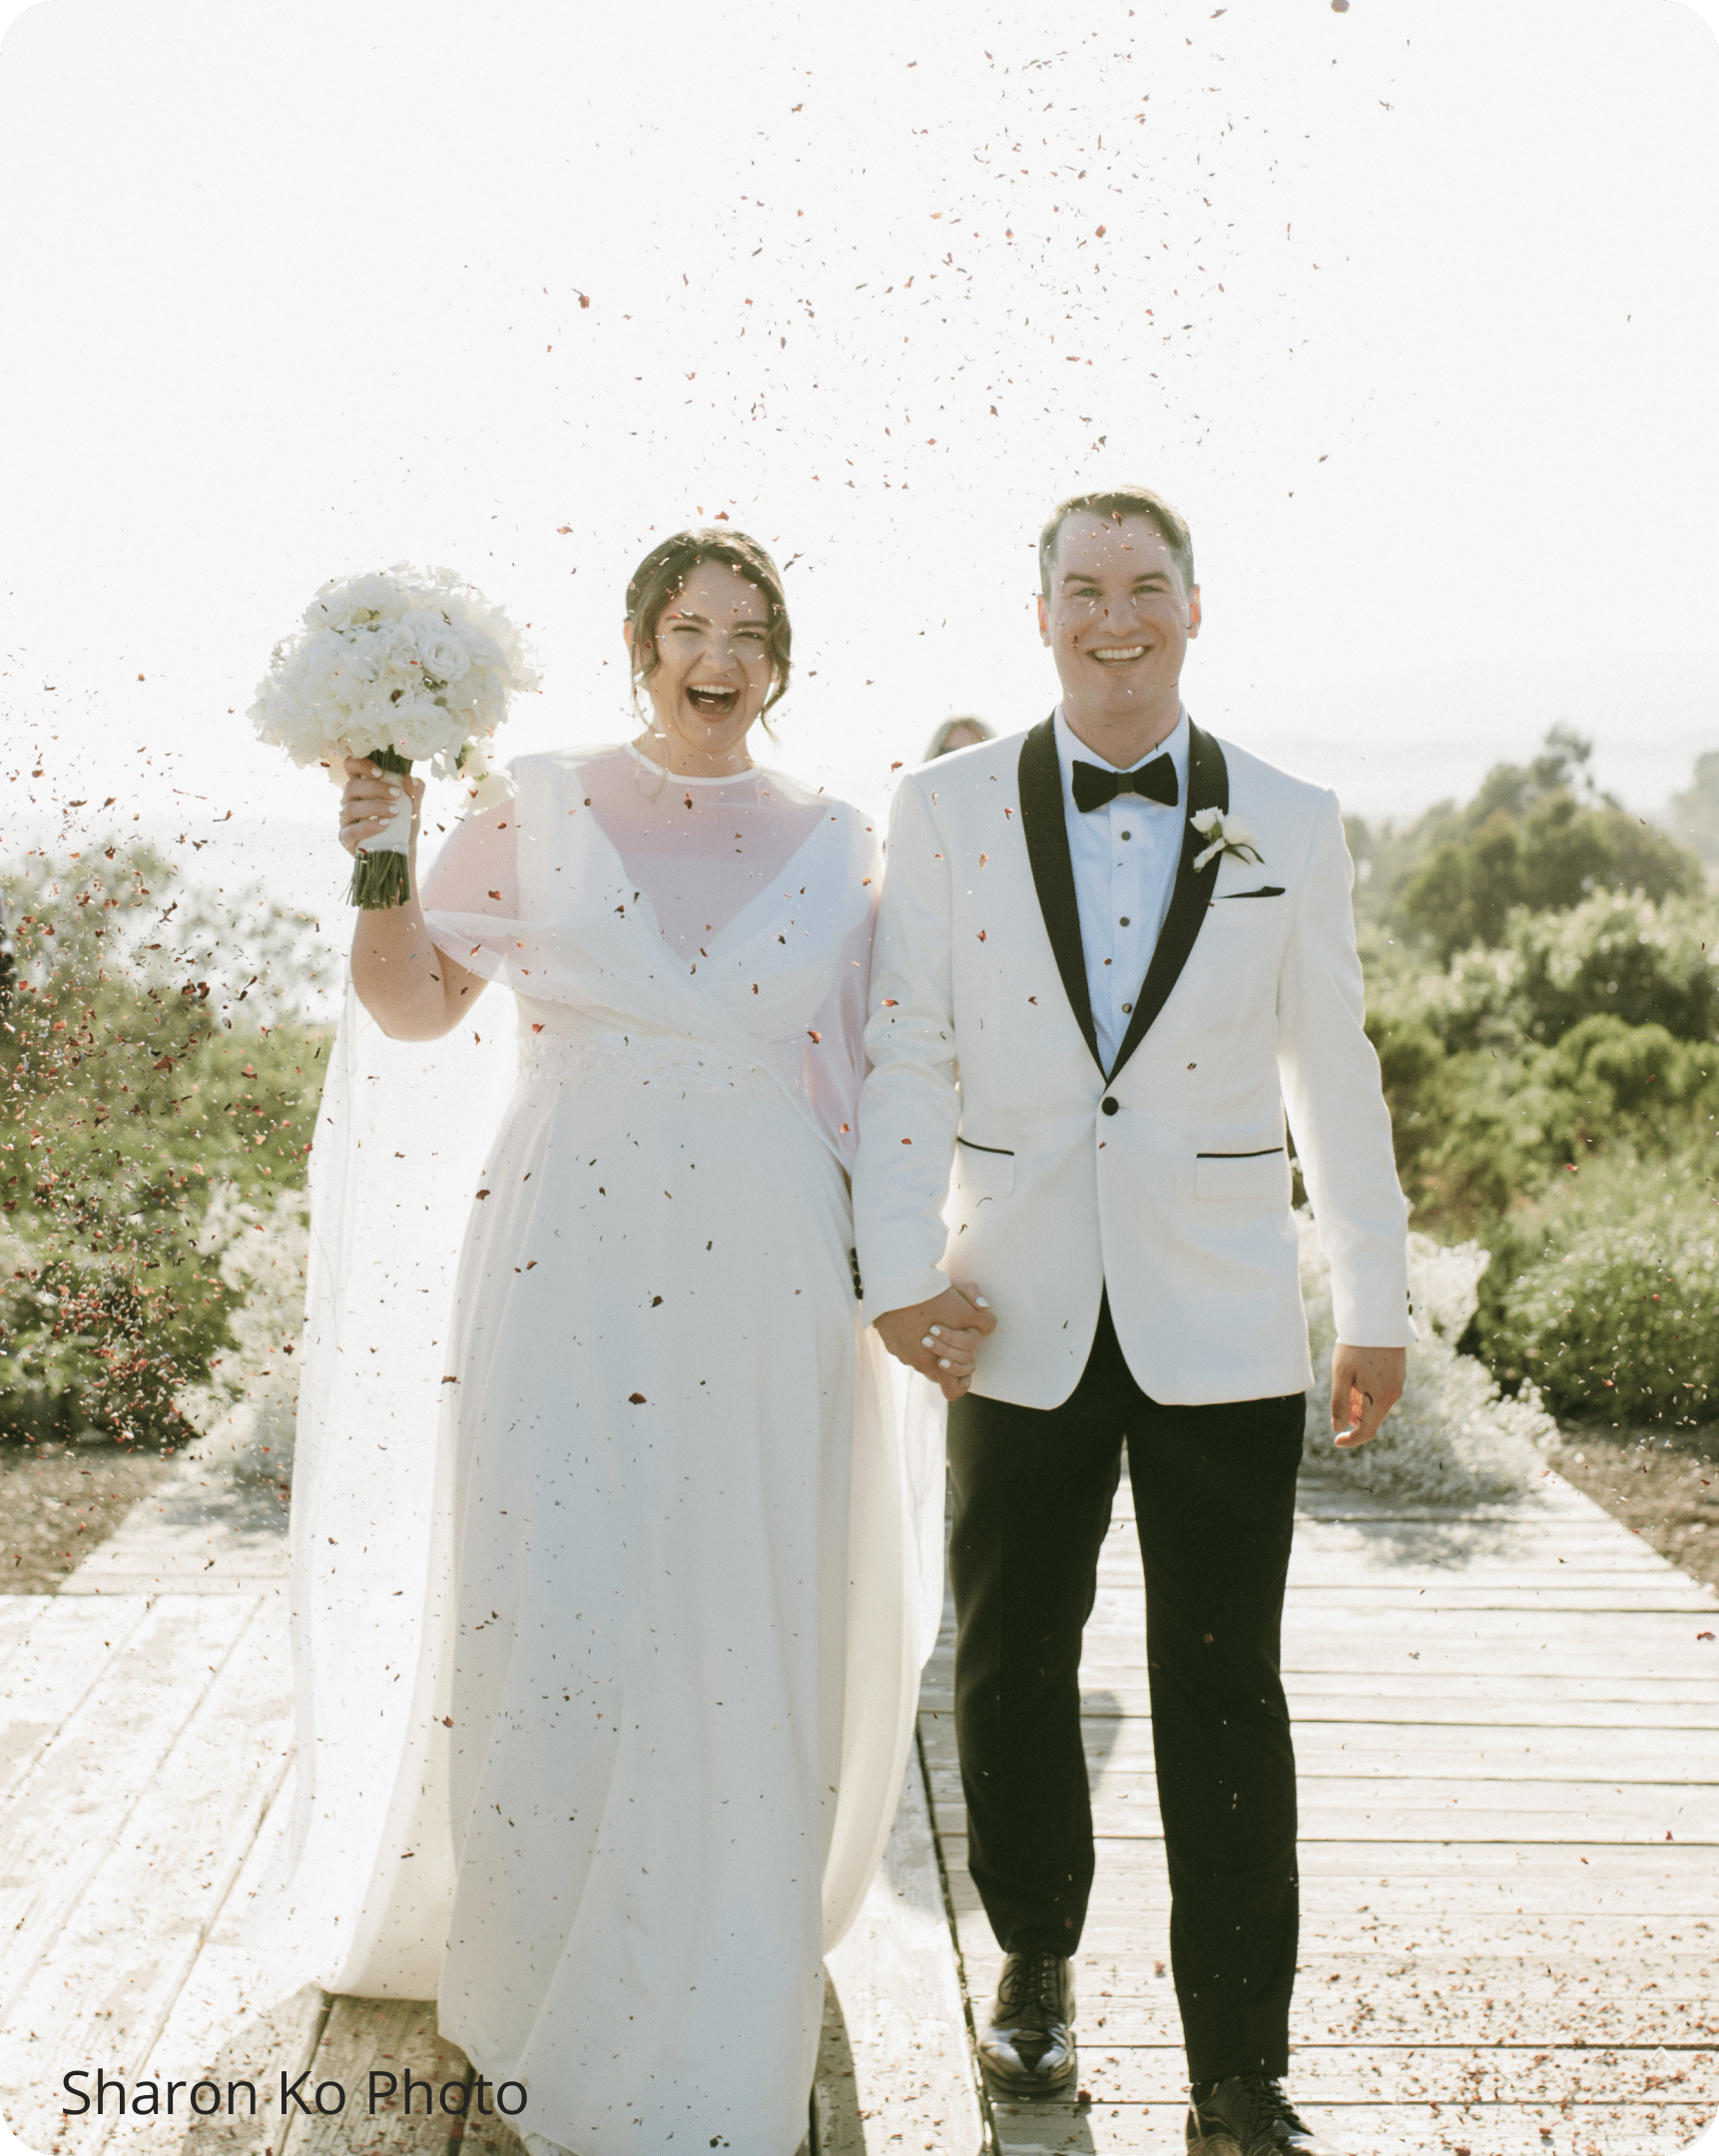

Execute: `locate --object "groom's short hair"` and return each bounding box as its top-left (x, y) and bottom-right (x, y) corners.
top-left (1038, 487), bottom-right (1195, 601)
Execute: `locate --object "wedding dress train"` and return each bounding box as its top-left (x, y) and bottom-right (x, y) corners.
top-left (250, 747), bottom-right (942, 2156)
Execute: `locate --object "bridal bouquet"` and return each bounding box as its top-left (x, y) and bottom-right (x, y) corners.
top-left (250, 565), bottom-right (539, 908)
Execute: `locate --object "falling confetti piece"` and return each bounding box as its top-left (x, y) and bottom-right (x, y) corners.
top-left (628, 1391), bottom-right (647, 1404)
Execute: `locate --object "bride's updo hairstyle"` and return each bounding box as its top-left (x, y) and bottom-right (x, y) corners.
top-left (625, 528), bottom-right (794, 717)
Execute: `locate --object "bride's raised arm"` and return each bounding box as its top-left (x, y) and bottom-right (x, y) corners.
top-left (338, 754), bottom-right (489, 1040)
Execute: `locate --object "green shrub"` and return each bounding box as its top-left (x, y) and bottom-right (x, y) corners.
top-left (1476, 1154), bottom-right (1719, 1423)
top-left (1, 845), bottom-right (324, 1446)
top-left (1508, 890), bottom-right (1719, 1045)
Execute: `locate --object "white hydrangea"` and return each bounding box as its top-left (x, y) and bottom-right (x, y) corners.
top-left (1298, 1211), bottom-right (1556, 1502)
top-left (249, 562), bottom-right (538, 806)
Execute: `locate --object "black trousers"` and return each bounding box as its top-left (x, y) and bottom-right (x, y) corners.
top-left (946, 1296), bottom-right (1306, 2084)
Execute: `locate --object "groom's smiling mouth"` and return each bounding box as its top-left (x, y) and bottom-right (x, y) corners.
top-left (685, 684), bottom-right (741, 718)
top-left (1088, 644), bottom-right (1148, 668)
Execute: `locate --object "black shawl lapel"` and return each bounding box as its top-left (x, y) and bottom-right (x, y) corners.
top-left (1106, 721), bottom-right (1230, 1083)
top-left (1016, 715), bottom-right (1102, 1070)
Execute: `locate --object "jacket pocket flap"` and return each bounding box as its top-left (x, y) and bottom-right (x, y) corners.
top-left (1195, 1148), bottom-right (1289, 1202)
top-left (955, 1136), bottom-right (1015, 1200)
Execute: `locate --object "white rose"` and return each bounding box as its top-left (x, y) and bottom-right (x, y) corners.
top-left (305, 572), bottom-right (400, 634)
top-left (384, 695), bottom-right (456, 762)
top-left (402, 608), bottom-right (472, 687)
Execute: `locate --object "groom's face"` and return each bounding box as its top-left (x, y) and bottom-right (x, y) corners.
top-left (1037, 513), bottom-right (1200, 722)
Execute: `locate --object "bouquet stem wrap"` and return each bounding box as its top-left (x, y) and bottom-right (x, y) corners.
top-left (348, 747), bottom-right (415, 911)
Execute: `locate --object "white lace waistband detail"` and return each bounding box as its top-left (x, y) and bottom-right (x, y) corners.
top-left (519, 1025), bottom-right (779, 1098)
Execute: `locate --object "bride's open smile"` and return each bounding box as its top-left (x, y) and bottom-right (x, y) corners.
top-left (627, 555), bottom-right (783, 777)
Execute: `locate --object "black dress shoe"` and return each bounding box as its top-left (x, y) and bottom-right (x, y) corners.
top-left (977, 1950), bottom-right (1076, 2094)
top-left (1186, 2077), bottom-right (1347, 2155)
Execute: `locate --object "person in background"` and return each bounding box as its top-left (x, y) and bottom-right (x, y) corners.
top-left (924, 715), bottom-right (994, 760)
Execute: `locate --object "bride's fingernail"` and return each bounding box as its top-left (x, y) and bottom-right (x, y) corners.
top-left (939, 1358), bottom-right (951, 1369)
top-left (920, 1336), bottom-right (935, 1348)
top-left (928, 1325), bottom-right (942, 1337)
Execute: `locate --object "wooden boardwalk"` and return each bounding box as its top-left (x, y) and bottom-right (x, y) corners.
top-left (0, 1449), bottom-right (981, 2156)
top-left (2, 1448), bottom-right (1716, 2156)
top-left (920, 1467), bottom-right (1719, 2155)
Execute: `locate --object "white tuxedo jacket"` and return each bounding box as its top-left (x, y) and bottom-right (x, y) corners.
top-left (853, 717), bottom-right (1415, 1409)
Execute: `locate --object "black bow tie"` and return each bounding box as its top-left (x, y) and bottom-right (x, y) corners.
top-left (1071, 755), bottom-right (1179, 813)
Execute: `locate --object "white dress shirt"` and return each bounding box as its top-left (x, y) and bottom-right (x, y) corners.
top-left (1053, 703), bottom-right (1191, 1072)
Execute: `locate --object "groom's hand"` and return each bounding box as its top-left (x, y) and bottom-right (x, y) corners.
top-left (1331, 1345), bottom-right (1407, 1448)
top-left (875, 1281), bottom-right (996, 1401)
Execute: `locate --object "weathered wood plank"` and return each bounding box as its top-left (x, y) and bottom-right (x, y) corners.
top-left (993, 1976), bottom-right (1719, 2049)
top-left (289, 1998), bottom-right (469, 2156)
top-left (921, 1681), bottom-right (1719, 1727)
top-left (0, 1597), bottom-right (259, 2027)
top-left (925, 1786), bottom-right (1719, 1845)
top-left (938, 1849), bottom-right (1719, 1923)
top-left (0, 1601), bottom-right (294, 2156)
top-left (1101, 1575), bottom-right (1719, 1611)
top-left (1057, 1921), bottom-right (1719, 1968)
top-left (1082, 1606), bottom-right (1719, 1651)
top-left (984, 2039), bottom-right (1719, 2105)
top-left (982, 2097), bottom-right (1711, 2156)
top-left (93, 1761), bottom-right (312, 2156)
top-left (919, 1716), bottom-right (1719, 1784)
top-left (1083, 1643), bottom-right (1719, 1682)
top-left (818, 1745), bottom-right (983, 2156)
top-left (82, 1972), bottom-right (331, 2156)
top-left (0, 1596), bottom-right (153, 1812)
top-left (0, 1597), bottom-right (48, 1681)
top-left (453, 2100), bottom-right (528, 2156)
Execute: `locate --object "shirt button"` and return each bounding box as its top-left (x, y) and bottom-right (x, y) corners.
top-left (1120, 830), bottom-right (1132, 840)
top-left (1101, 1097), bottom-right (1119, 1117)
top-left (1121, 1001), bottom-right (1134, 1014)
top-left (1119, 915), bottom-right (1130, 926)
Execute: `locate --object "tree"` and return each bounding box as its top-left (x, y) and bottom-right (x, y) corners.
top-left (1668, 751), bottom-right (1719, 867)
top-left (1396, 729), bottom-right (1702, 960)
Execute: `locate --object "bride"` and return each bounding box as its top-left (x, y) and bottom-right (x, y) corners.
top-left (253, 530), bottom-right (957, 2156)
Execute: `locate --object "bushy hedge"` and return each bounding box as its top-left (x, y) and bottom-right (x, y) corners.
top-left (1364, 899), bottom-right (1719, 1234)
top-left (1475, 1158), bottom-right (1719, 1424)
top-left (1, 845), bottom-right (324, 1447)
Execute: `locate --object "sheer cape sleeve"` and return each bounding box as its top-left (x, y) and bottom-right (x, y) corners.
top-left (245, 984), bottom-right (518, 1992)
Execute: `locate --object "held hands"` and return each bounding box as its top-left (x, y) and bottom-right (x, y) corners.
top-left (338, 757), bottom-right (424, 860)
top-left (1330, 1344), bottom-right (1407, 1449)
top-left (874, 1281), bottom-right (996, 1402)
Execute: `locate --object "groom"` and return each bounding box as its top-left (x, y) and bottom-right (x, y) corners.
top-left (854, 487), bottom-right (1414, 2156)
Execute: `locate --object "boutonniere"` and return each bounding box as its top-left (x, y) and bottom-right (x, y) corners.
top-left (1191, 808), bottom-right (1264, 873)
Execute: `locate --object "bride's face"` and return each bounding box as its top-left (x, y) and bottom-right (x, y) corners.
top-left (630, 562), bottom-right (778, 767)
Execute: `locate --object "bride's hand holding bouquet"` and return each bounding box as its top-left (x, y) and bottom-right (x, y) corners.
top-left (338, 752), bottom-right (425, 883)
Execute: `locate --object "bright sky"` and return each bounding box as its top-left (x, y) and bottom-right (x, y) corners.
top-left (2, 0), bottom-right (1715, 931)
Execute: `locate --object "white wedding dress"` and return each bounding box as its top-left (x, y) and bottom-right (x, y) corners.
top-left (250, 746), bottom-right (944, 2156)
